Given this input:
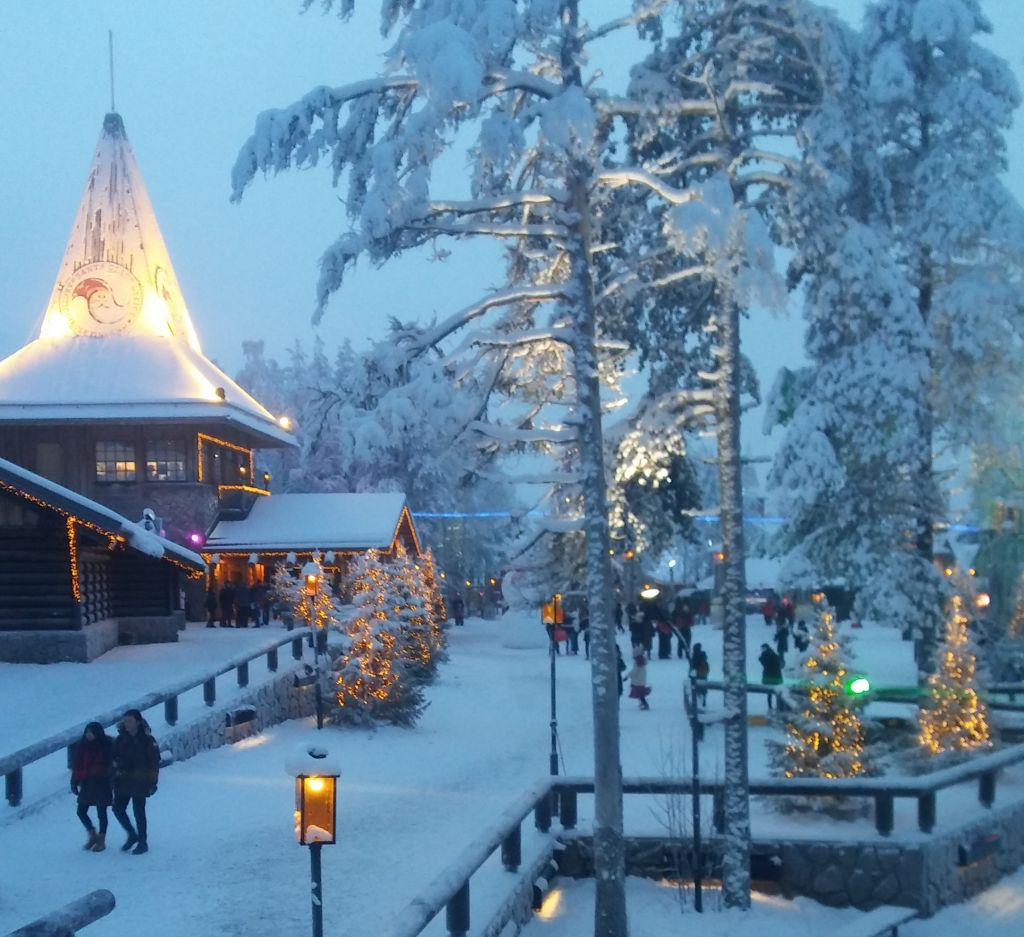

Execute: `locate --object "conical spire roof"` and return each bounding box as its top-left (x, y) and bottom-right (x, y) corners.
top-left (0, 114), bottom-right (295, 448)
top-left (37, 112), bottom-right (200, 347)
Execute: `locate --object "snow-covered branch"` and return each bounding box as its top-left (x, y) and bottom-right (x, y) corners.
top-left (427, 191), bottom-right (568, 216)
top-left (468, 421), bottom-right (577, 444)
top-left (472, 327), bottom-right (576, 350)
top-left (582, 0), bottom-right (669, 43)
top-left (404, 285), bottom-right (571, 355)
top-left (595, 169), bottom-right (698, 206)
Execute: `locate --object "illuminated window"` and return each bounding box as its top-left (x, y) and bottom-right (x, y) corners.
top-left (95, 441), bottom-right (136, 482)
top-left (146, 440), bottom-right (187, 482)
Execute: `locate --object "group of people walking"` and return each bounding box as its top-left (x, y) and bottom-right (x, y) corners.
top-left (71, 709), bottom-right (160, 855)
top-left (206, 580), bottom-right (272, 628)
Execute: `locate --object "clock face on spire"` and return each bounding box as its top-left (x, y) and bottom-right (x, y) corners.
top-left (59, 262), bottom-right (143, 335)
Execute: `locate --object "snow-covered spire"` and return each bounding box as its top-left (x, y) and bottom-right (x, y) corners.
top-left (37, 112), bottom-right (202, 350)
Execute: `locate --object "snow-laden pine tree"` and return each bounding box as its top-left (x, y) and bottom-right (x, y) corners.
top-left (770, 603), bottom-right (867, 780)
top-left (917, 593), bottom-right (991, 762)
top-left (232, 2), bottom-right (739, 923)
top-left (617, 0), bottom-right (851, 900)
top-left (859, 0), bottom-right (1024, 659)
top-left (390, 542), bottom-right (440, 681)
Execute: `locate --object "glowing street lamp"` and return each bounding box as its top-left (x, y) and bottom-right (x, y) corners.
top-left (287, 746), bottom-right (341, 937)
top-left (639, 585), bottom-right (661, 600)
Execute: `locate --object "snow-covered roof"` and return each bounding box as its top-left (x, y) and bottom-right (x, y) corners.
top-left (0, 456), bottom-right (205, 571)
top-left (0, 112), bottom-right (296, 449)
top-left (205, 493), bottom-right (411, 553)
top-left (0, 336), bottom-right (295, 446)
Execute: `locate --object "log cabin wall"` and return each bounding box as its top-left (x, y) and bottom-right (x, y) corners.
top-left (0, 491), bottom-right (76, 632)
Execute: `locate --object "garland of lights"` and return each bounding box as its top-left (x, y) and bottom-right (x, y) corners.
top-left (66, 517), bottom-right (81, 602)
top-left (196, 432), bottom-right (253, 483)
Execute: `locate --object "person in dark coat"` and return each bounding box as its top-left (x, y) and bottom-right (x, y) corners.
top-left (774, 618), bottom-right (790, 665)
top-left (234, 579), bottom-right (251, 628)
top-left (613, 601), bottom-right (624, 633)
top-left (204, 587), bottom-right (218, 628)
top-left (111, 709), bottom-right (160, 855)
top-left (674, 602), bottom-right (694, 659)
top-left (451, 595), bottom-right (465, 627)
top-left (656, 617), bottom-right (673, 660)
top-left (218, 582), bottom-right (235, 628)
top-left (579, 605), bottom-right (591, 659)
top-left (71, 722), bottom-right (113, 851)
top-left (689, 643), bottom-right (710, 706)
top-left (793, 619), bottom-right (810, 653)
top-left (616, 644), bottom-right (626, 697)
top-left (759, 643), bottom-right (784, 710)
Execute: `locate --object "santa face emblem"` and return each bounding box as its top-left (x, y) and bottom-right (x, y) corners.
top-left (60, 262), bottom-right (143, 335)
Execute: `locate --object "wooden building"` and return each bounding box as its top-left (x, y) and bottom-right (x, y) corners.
top-left (0, 112), bottom-right (423, 650)
top-left (0, 457), bottom-right (205, 662)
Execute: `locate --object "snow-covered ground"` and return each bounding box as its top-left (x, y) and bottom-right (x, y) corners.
top-left (0, 613), bottom-right (1021, 936)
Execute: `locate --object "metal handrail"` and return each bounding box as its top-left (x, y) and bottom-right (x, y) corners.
top-left (2, 627), bottom-right (313, 806)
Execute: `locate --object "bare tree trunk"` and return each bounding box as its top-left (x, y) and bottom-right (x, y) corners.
top-left (568, 172), bottom-right (628, 937)
top-left (713, 293), bottom-right (751, 909)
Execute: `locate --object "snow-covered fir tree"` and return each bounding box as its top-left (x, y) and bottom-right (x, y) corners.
top-left (917, 593), bottom-right (991, 762)
top-left (859, 0), bottom-right (1024, 659)
top-left (390, 542), bottom-right (440, 682)
top-left (771, 602), bottom-right (867, 780)
top-left (332, 550), bottom-right (428, 727)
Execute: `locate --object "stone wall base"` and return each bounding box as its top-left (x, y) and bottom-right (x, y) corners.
top-left (0, 620), bottom-right (119, 663)
top-left (558, 805), bottom-right (1024, 918)
top-left (0, 613), bottom-right (185, 662)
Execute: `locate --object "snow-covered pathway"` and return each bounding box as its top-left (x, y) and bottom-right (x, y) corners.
top-left (0, 613), bottom-right (1022, 937)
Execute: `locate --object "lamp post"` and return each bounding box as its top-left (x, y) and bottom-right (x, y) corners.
top-left (288, 746), bottom-right (341, 937)
top-left (686, 675), bottom-right (704, 913)
top-left (302, 560), bottom-right (325, 730)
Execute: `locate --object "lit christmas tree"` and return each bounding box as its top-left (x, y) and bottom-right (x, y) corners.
top-left (417, 547), bottom-right (448, 635)
top-left (271, 556), bottom-right (339, 633)
top-left (331, 550), bottom-right (426, 726)
top-left (918, 594), bottom-right (991, 760)
top-left (771, 603), bottom-right (867, 779)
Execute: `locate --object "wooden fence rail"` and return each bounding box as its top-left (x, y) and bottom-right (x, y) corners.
top-left (5, 889), bottom-right (114, 937)
top-left (1, 628), bottom-right (314, 807)
top-left (382, 742), bottom-right (1024, 937)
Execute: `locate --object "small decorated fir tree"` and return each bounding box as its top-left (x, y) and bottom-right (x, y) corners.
top-left (918, 594), bottom-right (991, 761)
top-left (331, 550), bottom-right (426, 727)
top-left (771, 603), bottom-right (867, 780)
top-left (390, 543), bottom-right (437, 681)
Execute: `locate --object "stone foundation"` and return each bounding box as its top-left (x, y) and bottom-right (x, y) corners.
top-left (0, 612), bottom-right (186, 662)
top-left (0, 619), bottom-right (119, 663)
top-left (558, 802), bottom-right (1024, 918)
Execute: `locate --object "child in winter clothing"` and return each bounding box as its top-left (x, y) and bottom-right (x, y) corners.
top-left (689, 643), bottom-right (710, 705)
top-left (628, 646), bottom-right (651, 710)
top-left (71, 721), bottom-right (113, 851)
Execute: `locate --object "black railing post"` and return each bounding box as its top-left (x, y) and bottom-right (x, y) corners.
top-left (712, 788), bottom-right (725, 834)
top-left (918, 792), bottom-right (936, 833)
top-left (204, 678), bottom-right (216, 707)
top-left (292, 636), bottom-right (303, 660)
top-left (980, 771), bottom-right (997, 808)
top-left (268, 646), bottom-right (279, 672)
top-left (237, 661), bottom-right (249, 688)
top-left (535, 792), bottom-right (552, 833)
top-left (164, 696), bottom-right (178, 727)
top-left (5, 768), bottom-right (23, 807)
top-left (501, 823), bottom-right (522, 872)
top-left (559, 788), bottom-right (577, 830)
top-left (446, 881), bottom-right (470, 937)
top-left (875, 793), bottom-right (894, 836)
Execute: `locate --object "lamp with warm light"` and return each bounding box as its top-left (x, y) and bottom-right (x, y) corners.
top-left (287, 746), bottom-right (341, 937)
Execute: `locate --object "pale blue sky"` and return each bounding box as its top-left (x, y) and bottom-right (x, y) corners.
top-left (1, 1), bottom-right (1022, 457)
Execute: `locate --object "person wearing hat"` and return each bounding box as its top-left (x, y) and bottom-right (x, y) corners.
top-left (111, 709), bottom-right (160, 855)
top-left (759, 643), bottom-right (784, 710)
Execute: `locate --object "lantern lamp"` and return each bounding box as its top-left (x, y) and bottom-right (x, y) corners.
top-left (302, 560), bottom-right (321, 597)
top-left (639, 585), bottom-right (660, 600)
top-left (975, 592), bottom-right (991, 610)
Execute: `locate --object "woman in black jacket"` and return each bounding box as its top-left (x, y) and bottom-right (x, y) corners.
top-left (71, 722), bottom-right (113, 851)
top-left (111, 709), bottom-right (160, 855)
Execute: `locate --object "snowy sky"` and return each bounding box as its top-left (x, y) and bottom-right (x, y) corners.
top-left (1, 0), bottom-right (1023, 458)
